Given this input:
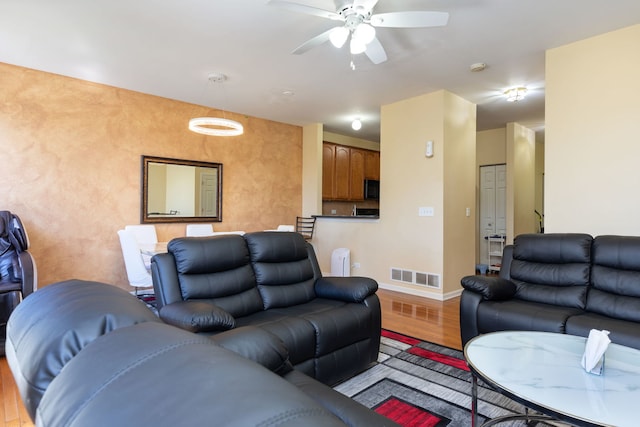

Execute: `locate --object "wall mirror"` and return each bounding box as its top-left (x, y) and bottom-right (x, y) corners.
top-left (141, 155), bottom-right (222, 223)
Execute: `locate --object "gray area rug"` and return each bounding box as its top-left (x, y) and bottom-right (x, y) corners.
top-left (334, 330), bottom-right (561, 426)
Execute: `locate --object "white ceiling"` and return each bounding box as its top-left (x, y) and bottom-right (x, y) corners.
top-left (1, 0), bottom-right (639, 142)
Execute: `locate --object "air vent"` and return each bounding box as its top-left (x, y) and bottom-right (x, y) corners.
top-left (390, 268), bottom-right (441, 289)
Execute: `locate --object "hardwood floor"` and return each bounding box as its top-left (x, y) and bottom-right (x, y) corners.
top-left (0, 289), bottom-right (461, 427)
top-left (377, 289), bottom-right (462, 350)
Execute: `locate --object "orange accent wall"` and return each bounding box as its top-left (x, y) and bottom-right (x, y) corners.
top-left (0, 63), bottom-right (302, 290)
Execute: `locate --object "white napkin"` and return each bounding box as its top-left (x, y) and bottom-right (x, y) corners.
top-left (581, 329), bottom-right (610, 375)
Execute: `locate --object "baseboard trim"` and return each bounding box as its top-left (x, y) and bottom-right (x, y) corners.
top-left (378, 282), bottom-right (462, 301)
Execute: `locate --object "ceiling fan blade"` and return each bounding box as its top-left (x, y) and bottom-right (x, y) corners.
top-left (291, 28), bottom-right (335, 55)
top-left (268, 0), bottom-right (342, 20)
top-left (365, 37), bottom-right (387, 64)
top-left (370, 11), bottom-right (449, 28)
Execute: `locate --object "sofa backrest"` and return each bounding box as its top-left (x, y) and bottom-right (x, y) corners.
top-left (165, 235), bottom-right (264, 318)
top-left (588, 235), bottom-right (640, 322)
top-left (5, 280), bottom-right (161, 420)
top-left (244, 231), bottom-right (321, 309)
top-left (509, 233), bottom-right (593, 309)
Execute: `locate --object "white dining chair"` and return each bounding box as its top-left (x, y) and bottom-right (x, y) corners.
top-left (124, 224), bottom-right (158, 245)
top-left (186, 224), bottom-right (214, 237)
top-left (117, 229), bottom-right (153, 292)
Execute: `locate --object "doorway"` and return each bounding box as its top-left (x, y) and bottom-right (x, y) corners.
top-left (479, 164), bottom-right (506, 268)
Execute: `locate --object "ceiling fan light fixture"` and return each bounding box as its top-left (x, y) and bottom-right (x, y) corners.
top-left (504, 86), bottom-right (528, 102)
top-left (330, 26), bottom-right (349, 48)
top-left (350, 37), bottom-right (366, 54)
top-left (353, 23), bottom-right (376, 45)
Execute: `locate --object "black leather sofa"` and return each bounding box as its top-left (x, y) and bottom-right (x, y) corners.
top-left (5, 280), bottom-right (397, 426)
top-left (460, 233), bottom-right (640, 350)
top-left (151, 231), bottom-right (381, 386)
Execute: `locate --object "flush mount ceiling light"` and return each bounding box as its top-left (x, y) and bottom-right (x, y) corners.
top-left (189, 73), bottom-right (243, 137)
top-left (351, 118), bottom-right (362, 131)
top-left (504, 86), bottom-right (528, 102)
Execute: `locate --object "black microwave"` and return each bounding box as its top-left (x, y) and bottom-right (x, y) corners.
top-left (364, 179), bottom-right (380, 200)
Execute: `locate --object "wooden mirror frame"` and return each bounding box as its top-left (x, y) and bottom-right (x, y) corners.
top-left (141, 155), bottom-right (223, 224)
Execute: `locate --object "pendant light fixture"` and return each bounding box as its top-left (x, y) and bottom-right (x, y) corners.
top-left (189, 73), bottom-right (243, 137)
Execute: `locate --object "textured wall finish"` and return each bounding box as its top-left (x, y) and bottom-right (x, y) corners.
top-left (0, 63), bottom-right (302, 290)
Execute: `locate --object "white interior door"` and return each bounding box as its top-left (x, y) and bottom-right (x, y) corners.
top-left (200, 172), bottom-right (218, 216)
top-left (479, 164), bottom-right (506, 265)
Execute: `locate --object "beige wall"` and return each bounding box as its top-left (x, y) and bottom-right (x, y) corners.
top-left (546, 24), bottom-right (640, 235)
top-left (477, 128), bottom-right (506, 166)
top-left (1, 63), bottom-right (302, 290)
top-left (506, 122), bottom-right (537, 241)
top-left (311, 90), bottom-right (476, 300)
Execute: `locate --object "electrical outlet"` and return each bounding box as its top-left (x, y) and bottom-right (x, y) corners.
top-left (352, 262), bottom-right (361, 269)
top-left (331, 209), bottom-right (337, 214)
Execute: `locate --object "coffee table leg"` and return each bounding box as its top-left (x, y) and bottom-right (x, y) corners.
top-left (471, 374), bottom-right (478, 427)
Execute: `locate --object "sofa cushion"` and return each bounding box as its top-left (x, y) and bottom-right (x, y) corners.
top-left (477, 299), bottom-right (582, 334)
top-left (212, 326), bottom-right (291, 375)
top-left (510, 233), bottom-right (593, 309)
top-left (233, 309), bottom-right (318, 366)
top-left (565, 312), bottom-right (640, 350)
top-left (587, 236), bottom-right (640, 322)
top-left (168, 236), bottom-right (264, 317)
top-left (159, 300), bottom-right (236, 332)
top-left (245, 232), bottom-right (318, 309)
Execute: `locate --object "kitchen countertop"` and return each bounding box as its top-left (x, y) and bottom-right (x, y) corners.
top-left (313, 215), bottom-right (379, 219)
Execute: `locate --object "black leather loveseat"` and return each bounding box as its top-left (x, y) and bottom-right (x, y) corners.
top-left (5, 280), bottom-right (397, 426)
top-left (151, 231), bottom-right (381, 386)
top-left (460, 233), bottom-right (640, 349)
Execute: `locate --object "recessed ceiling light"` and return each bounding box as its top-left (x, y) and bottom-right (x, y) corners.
top-left (351, 119), bottom-right (362, 131)
top-left (282, 90), bottom-right (295, 96)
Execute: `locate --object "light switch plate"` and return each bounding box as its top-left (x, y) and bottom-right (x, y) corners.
top-left (418, 207), bottom-right (434, 217)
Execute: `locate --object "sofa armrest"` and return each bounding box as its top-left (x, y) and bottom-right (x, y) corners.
top-left (212, 326), bottom-right (292, 376)
top-left (315, 276), bottom-right (378, 303)
top-left (159, 301), bottom-right (235, 333)
top-left (460, 275), bottom-right (516, 300)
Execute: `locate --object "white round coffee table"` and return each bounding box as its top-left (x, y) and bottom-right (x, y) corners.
top-left (464, 331), bottom-right (640, 427)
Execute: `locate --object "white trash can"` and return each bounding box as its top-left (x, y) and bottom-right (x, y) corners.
top-left (331, 248), bottom-right (351, 277)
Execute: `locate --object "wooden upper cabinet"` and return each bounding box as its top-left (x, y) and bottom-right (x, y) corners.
top-left (350, 148), bottom-right (365, 200)
top-left (322, 142), bottom-right (380, 201)
top-left (322, 143), bottom-right (336, 200)
top-left (364, 150), bottom-right (380, 180)
top-left (334, 145), bottom-right (351, 200)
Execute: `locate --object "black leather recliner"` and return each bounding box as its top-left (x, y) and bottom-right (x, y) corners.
top-left (0, 211), bottom-right (36, 355)
top-left (460, 233), bottom-right (640, 350)
top-left (152, 231), bottom-right (381, 385)
top-left (5, 280), bottom-right (397, 426)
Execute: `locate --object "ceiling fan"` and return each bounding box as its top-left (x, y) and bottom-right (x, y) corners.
top-left (268, 0), bottom-right (449, 65)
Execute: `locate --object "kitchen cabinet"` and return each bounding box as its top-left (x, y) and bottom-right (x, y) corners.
top-left (322, 143), bottom-right (379, 201)
top-left (322, 144), bottom-right (335, 200)
top-left (349, 148), bottom-right (365, 200)
top-left (334, 145), bottom-right (351, 199)
top-left (364, 150), bottom-right (380, 180)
